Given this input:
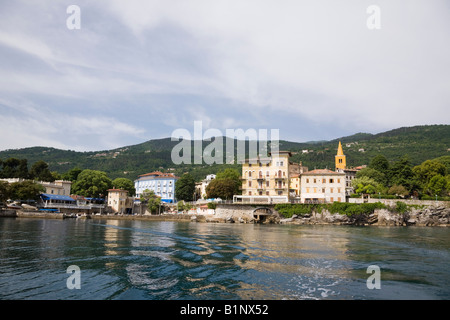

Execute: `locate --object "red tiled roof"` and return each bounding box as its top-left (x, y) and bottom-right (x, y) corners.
top-left (138, 171), bottom-right (179, 179)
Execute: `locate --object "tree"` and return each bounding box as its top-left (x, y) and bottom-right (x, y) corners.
top-left (413, 160), bottom-right (447, 189)
top-left (175, 173), bottom-right (195, 202)
top-left (1, 158), bottom-right (29, 179)
top-left (72, 169), bottom-right (112, 198)
top-left (370, 154), bottom-right (390, 175)
top-left (205, 178), bottom-right (236, 200)
top-left (8, 180), bottom-right (45, 201)
top-left (140, 189), bottom-right (161, 214)
top-left (215, 168), bottom-right (241, 196)
top-left (390, 156), bottom-right (414, 191)
top-left (351, 176), bottom-right (383, 195)
top-left (387, 185), bottom-right (409, 197)
top-left (63, 167), bottom-right (82, 182)
top-left (356, 167), bottom-right (387, 186)
top-left (427, 175), bottom-right (447, 196)
top-left (30, 160), bottom-right (54, 182)
top-left (0, 180), bottom-right (9, 204)
top-left (112, 177), bottom-right (136, 196)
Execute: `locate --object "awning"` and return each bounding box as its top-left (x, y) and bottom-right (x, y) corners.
top-left (40, 194), bottom-right (76, 202)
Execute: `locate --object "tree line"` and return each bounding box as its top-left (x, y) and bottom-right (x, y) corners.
top-left (0, 157), bottom-right (137, 203)
top-left (351, 155), bottom-right (450, 199)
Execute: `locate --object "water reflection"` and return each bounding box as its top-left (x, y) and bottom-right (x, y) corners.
top-left (1, 218), bottom-right (449, 300)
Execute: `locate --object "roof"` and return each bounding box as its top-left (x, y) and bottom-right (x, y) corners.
top-left (336, 141), bottom-right (344, 156)
top-left (108, 189), bottom-right (128, 193)
top-left (137, 172), bottom-right (179, 179)
top-left (302, 169), bottom-right (345, 176)
top-left (40, 194), bottom-right (76, 202)
top-left (269, 151), bottom-right (292, 157)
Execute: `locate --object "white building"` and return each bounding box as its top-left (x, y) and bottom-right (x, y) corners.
top-left (134, 171), bottom-right (179, 203)
top-left (300, 169), bottom-right (346, 203)
top-left (196, 174), bottom-right (216, 199)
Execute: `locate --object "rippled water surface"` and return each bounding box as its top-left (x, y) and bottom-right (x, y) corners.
top-left (0, 218), bottom-right (449, 300)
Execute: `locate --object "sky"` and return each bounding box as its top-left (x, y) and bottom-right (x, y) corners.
top-left (0, 0), bottom-right (449, 152)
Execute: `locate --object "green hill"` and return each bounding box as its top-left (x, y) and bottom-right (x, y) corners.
top-left (0, 125), bottom-right (448, 181)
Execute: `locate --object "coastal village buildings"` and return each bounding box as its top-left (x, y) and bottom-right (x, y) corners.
top-left (237, 142), bottom-right (357, 204)
top-left (134, 171), bottom-right (179, 203)
top-left (107, 188), bottom-right (133, 214)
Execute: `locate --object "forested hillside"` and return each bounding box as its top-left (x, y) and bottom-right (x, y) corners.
top-left (0, 125), bottom-right (448, 181)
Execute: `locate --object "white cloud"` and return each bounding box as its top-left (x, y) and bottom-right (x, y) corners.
top-left (0, 0), bottom-right (449, 151)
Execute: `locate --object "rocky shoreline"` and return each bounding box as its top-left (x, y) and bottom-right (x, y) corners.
top-left (278, 206), bottom-right (450, 227)
top-left (1, 205), bottom-right (449, 227)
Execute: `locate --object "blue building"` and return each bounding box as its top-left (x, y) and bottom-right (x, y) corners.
top-left (134, 171), bottom-right (179, 203)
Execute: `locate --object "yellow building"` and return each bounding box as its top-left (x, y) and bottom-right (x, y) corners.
top-left (239, 151), bottom-right (292, 202)
top-left (290, 174), bottom-right (301, 198)
top-left (335, 141), bottom-right (346, 171)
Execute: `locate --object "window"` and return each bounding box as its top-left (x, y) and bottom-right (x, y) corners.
top-left (266, 191), bottom-right (270, 196)
top-left (249, 191), bottom-right (252, 195)
top-left (249, 171), bottom-right (252, 177)
top-left (306, 188), bottom-right (310, 193)
top-left (313, 188), bottom-right (317, 193)
top-left (330, 197), bottom-right (334, 202)
top-left (280, 161), bottom-right (284, 166)
top-left (322, 178), bottom-right (326, 183)
top-left (338, 197), bottom-right (341, 202)
top-left (322, 188), bottom-right (325, 193)
top-left (313, 179), bottom-right (317, 183)
top-left (306, 178), bottom-right (309, 183)
top-left (330, 188), bottom-right (334, 193)
top-left (266, 171), bottom-right (270, 177)
top-left (337, 179), bottom-right (340, 183)
top-left (338, 188), bottom-right (341, 193)
top-left (248, 181), bottom-right (252, 187)
top-left (266, 181), bottom-right (270, 187)
top-left (259, 191), bottom-right (263, 195)
top-left (339, 159), bottom-right (342, 163)
top-left (278, 191), bottom-right (283, 195)
top-left (329, 178), bottom-right (334, 183)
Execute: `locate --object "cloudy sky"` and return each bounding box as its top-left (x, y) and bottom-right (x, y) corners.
top-left (0, 0), bottom-right (449, 151)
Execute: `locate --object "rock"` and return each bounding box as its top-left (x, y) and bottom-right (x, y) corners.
top-left (280, 218), bottom-right (293, 224)
top-left (190, 215), bottom-right (197, 221)
top-left (226, 216), bottom-right (234, 223)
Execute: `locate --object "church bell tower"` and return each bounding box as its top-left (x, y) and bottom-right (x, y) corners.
top-left (335, 141), bottom-right (346, 171)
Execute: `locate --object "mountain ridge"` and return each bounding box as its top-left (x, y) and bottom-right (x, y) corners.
top-left (1, 124), bottom-right (448, 181)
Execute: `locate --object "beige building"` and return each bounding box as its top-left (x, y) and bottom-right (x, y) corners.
top-left (40, 180), bottom-right (72, 196)
top-left (300, 169), bottom-right (346, 203)
top-left (107, 189), bottom-right (133, 214)
top-left (238, 151), bottom-right (296, 202)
